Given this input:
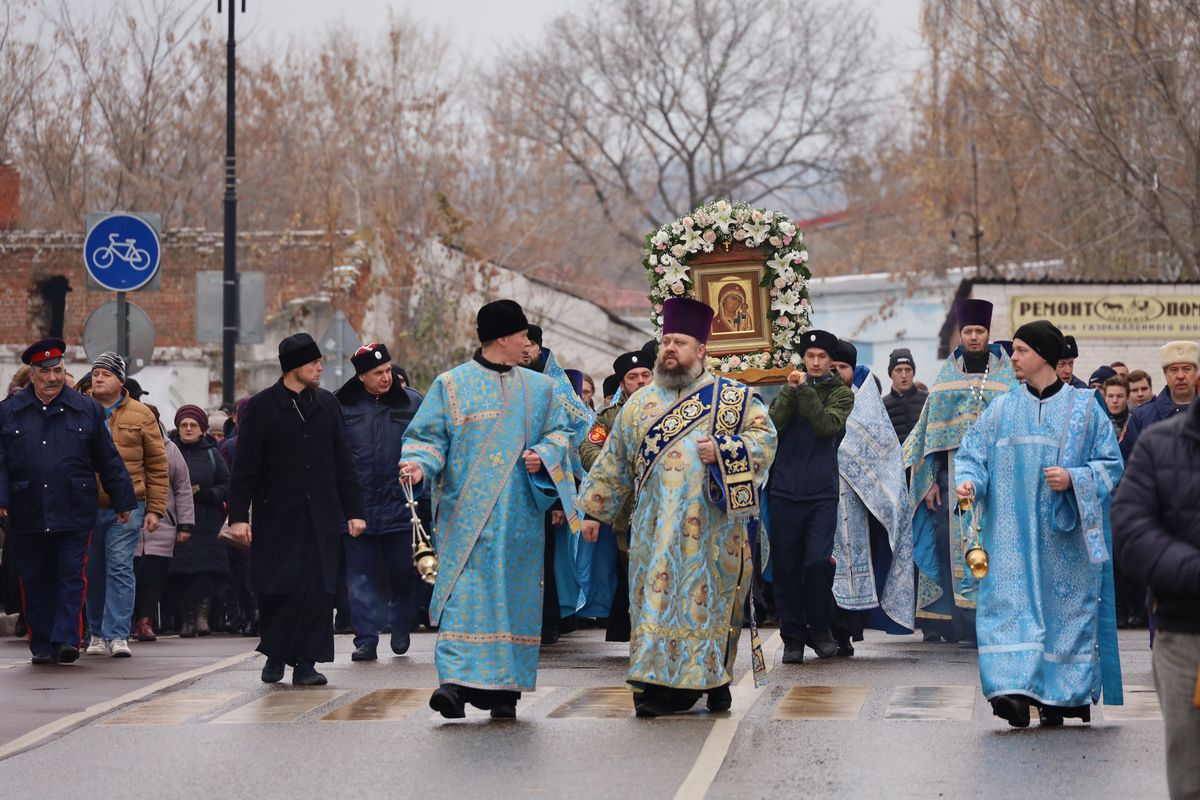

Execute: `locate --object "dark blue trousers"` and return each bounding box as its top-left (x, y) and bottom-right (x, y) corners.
top-left (768, 495), bottom-right (838, 647)
top-left (11, 529), bottom-right (90, 656)
top-left (343, 532), bottom-right (418, 649)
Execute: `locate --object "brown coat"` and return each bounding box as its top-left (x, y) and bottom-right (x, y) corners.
top-left (96, 390), bottom-right (169, 517)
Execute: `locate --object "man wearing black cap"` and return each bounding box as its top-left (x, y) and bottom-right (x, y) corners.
top-left (1056, 335), bottom-right (1088, 389)
top-left (399, 300), bottom-right (580, 719)
top-left (955, 320), bottom-right (1124, 728)
top-left (883, 347), bottom-right (927, 444)
top-left (766, 329), bottom-right (855, 663)
top-left (228, 332), bottom-right (367, 686)
top-left (579, 349), bottom-right (655, 643)
top-left (902, 298), bottom-right (1017, 645)
top-left (0, 339), bottom-right (136, 664)
top-left (335, 342), bottom-right (424, 663)
top-left (517, 322), bottom-right (595, 644)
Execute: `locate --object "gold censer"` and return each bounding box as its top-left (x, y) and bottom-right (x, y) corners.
top-left (401, 473), bottom-right (438, 586)
top-left (958, 496), bottom-right (989, 579)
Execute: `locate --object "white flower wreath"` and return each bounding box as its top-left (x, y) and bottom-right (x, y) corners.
top-left (643, 200), bottom-right (812, 373)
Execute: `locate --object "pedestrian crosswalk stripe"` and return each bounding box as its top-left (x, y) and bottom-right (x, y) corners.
top-left (1097, 685), bottom-right (1162, 722)
top-left (322, 688), bottom-right (432, 721)
top-left (885, 686), bottom-right (976, 721)
top-left (214, 689), bottom-right (345, 724)
top-left (549, 687), bottom-right (634, 719)
top-left (772, 686), bottom-right (870, 720)
top-left (100, 692), bottom-right (241, 725)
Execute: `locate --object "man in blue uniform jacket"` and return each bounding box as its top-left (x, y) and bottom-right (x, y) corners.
top-left (0, 338), bottom-right (135, 664)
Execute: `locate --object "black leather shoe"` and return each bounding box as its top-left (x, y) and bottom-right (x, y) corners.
top-left (430, 685), bottom-right (467, 719)
top-left (56, 643), bottom-right (80, 664)
top-left (541, 626), bottom-right (559, 645)
top-left (706, 684), bottom-right (732, 713)
top-left (1039, 704), bottom-right (1090, 726)
top-left (490, 704), bottom-right (517, 719)
top-left (808, 628), bottom-right (838, 659)
top-left (781, 646), bottom-right (805, 664)
top-left (260, 659), bottom-right (285, 684)
top-left (836, 639), bottom-right (855, 657)
top-left (292, 662), bottom-right (328, 686)
top-left (990, 694), bottom-right (1031, 728)
top-left (390, 632), bottom-right (410, 656)
top-left (351, 643), bottom-right (377, 662)
top-left (634, 698), bottom-right (675, 718)
top-left (31, 651), bottom-right (55, 665)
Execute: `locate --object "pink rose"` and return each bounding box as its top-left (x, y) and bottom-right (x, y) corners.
top-left (656, 242), bottom-right (667, 250)
top-left (729, 356), bottom-right (742, 368)
top-left (671, 282), bottom-right (685, 295)
top-left (769, 236), bottom-right (782, 248)
top-left (778, 315), bottom-right (790, 326)
top-left (783, 235), bottom-right (793, 245)
top-left (655, 265), bottom-right (666, 274)
top-left (751, 210), bottom-right (763, 222)
top-left (770, 288), bottom-right (780, 297)
top-left (654, 304), bottom-right (663, 313)
top-left (774, 277), bottom-right (785, 288)
top-left (733, 230), bottom-right (747, 240)
top-left (703, 229), bottom-right (717, 243)
top-left (682, 216), bottom-right (694, 227)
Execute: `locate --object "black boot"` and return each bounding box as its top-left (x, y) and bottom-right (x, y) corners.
top-left (429, 684), bottom-right (467, 719)
top-left (292, 661), bottom-right (328, 686)
top-left (260, 658), bottom-right (285, 683)
top-left (990, 694), bottom-right (1031, 728)
top-left (807, 626), bottom-right (838, 659)
top-left (351, 642), bottom-right (378, 662)
top-left (1038, 704), bottom-right (1091, 726)
top-left (706, 684), bottom-right (732, 712)
top-left (390, 632), bottom-right (410, 655)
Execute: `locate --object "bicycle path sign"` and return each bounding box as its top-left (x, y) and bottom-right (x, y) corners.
top-left (83, 213), bottom-right (161, 292)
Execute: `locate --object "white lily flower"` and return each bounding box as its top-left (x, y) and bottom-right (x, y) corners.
top-left (681, 226), bottom-right (705, 252)
top-left (661, 261), bottom-right (690, 285)
top-left (744, 221), bottom-right (770, 245)
top-left (713, 206), bottom-right (734, 235)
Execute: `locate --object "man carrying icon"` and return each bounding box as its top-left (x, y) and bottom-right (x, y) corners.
top-left (954, 320), bottom-right (1124, 727)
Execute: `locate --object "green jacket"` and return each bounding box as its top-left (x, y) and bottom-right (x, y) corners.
top-left (768, 375), bottom-right (855, 436)
top-left (580, 398), bottom-right (635, 536)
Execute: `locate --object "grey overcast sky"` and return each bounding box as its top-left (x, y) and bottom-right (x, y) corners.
top-left (232, 0), bottom-right (927, 92)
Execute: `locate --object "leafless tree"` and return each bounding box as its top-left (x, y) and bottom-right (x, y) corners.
top-left (489, 0), bottom-right (888, 243)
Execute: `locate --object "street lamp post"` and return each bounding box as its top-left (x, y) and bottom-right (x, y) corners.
top-left (217, 1), bottom-right (245, 405)
top-left (950, 210), bottom-right (983, 275)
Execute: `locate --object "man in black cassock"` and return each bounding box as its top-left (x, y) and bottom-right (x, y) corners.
top-left (228, 333), bottom-right (366, 686)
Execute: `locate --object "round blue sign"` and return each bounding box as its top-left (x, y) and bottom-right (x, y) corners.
top-left (83, 214), bottom-right (161, 291)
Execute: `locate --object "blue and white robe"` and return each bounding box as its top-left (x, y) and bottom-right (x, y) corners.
top-left (401, 360), bottom-right (578, 692)
top-left (954, 384), bottom-right (1124, 707)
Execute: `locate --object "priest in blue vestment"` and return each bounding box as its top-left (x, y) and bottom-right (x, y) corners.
top-left (399, 300), bottom-right (579, 720)
top-left (955, 320), bottom-right (1124, 728)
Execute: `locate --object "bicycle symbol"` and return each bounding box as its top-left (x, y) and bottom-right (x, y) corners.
top-left (90, 233), bottom-right (152, 271)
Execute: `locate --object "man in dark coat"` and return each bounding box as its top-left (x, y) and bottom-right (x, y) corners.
top-left (228, 333), bottom-right (366, 686)
top-left (0, 338), bottom-right (135, 664)
top-left (1055, 335), bottom-right (1088, 389)
top-left (1123, 341), bottom-right (1199, 456)
top-left (335, 343), bottom-right (424, 662)
top-left (882, 348), bottom-right (926, 444)
top-left (1112, 397), bottom-right (1200, 799)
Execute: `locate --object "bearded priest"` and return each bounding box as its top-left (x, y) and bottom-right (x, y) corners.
top-left (578, 297), bottom-right (777, 717)
top-left (955, 320), bottom-right (1124, 728)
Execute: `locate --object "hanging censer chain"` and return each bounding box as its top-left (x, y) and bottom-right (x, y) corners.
top-left (402, 474), bottom-right (439, 586)
top-left (956, 495), bottom-right (989, 579)
top-left (968, 359), bottom-right (991, 410)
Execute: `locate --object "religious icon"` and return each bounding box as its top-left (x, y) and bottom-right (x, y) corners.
top-left (691, 261), bottom-right (773, 356)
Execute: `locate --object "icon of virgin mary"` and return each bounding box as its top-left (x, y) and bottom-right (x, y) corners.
top-left (712, 282), bottom-right (753, 334)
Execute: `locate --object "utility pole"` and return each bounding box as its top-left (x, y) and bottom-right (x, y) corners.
top-left (218, 1), bottom-right (245, 405)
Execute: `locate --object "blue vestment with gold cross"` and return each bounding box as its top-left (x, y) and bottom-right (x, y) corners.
top-left (578, 373), bottom-right (777, 691)
top-left (401, 360), bottom-right (579, 692)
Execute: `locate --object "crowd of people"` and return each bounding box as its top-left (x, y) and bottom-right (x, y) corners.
top-left (0, 294), bottom-right (1196, 796)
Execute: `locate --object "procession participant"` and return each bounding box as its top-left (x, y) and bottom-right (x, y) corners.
top-left (227, 333), bottom-right (366, 687)
top-left (1112, 394), bottom-right (1200, 798)
top-left (601, 374), bottom-right (620, 409)
top-left (1127, 370), bottom-right (1154, 409)
top-left (335, 343), bottom-right (424, 662)
top-left (399, 300), bottom-right (579, 720)
top-left (829, 341), bottom-right (916, 655)
top-left (1110, 361), bottom-right (1129, 379)
top-left (1056, 335), bottom-right (1088, 389)
top-left (883, 348), bottom-right (926, 445)
top-left (579, 297), bottom-right (777, 716)
top-left (1088, 366), bottom-right (1117, 391)
top-left (579, 350), bottom-right (654, 642)
top-left (1124, 341), bottom-right (1199, 455)
top-left (0, 339), bottom-right (135, 664)
top-left (1100, 374), bottom-right (1143, 630)
top-left (1101, 376), bottom-right (1133, 458)
top-left (518, 324), bottom-right (594, 643)
top-left (766, 329), bottom-right (853, 664)
top-left (903, 299), bottom-right (1017, 644)
top-left (955, 320), bottom-right (1123, 728)
top-left (86, 352), bottom-right (168, 658)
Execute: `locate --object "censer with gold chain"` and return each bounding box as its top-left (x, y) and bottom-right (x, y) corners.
top-left (401, 474), bottom-right (438, 586)
top-left (956, 496), bottom-right (989, 579)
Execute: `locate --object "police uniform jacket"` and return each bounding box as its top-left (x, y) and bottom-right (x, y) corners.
top-left (0, 385), bottom-right (136, 534)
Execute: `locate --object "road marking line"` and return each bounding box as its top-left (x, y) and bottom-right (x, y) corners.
top-left (773, 685), bottom-right (870, 720)
top-left (673, 630), bottom-right (782, 800)
top-left (101, 692), bottom-right (242, 725)
top-left (322, 688), bottom-right (433, 721)
top-left (0, 648), bottom-right (257, 761)
top-left (1099, 685), bottom-right (1162, 722)
top-left (885, 686), bottom-right (976, 721)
